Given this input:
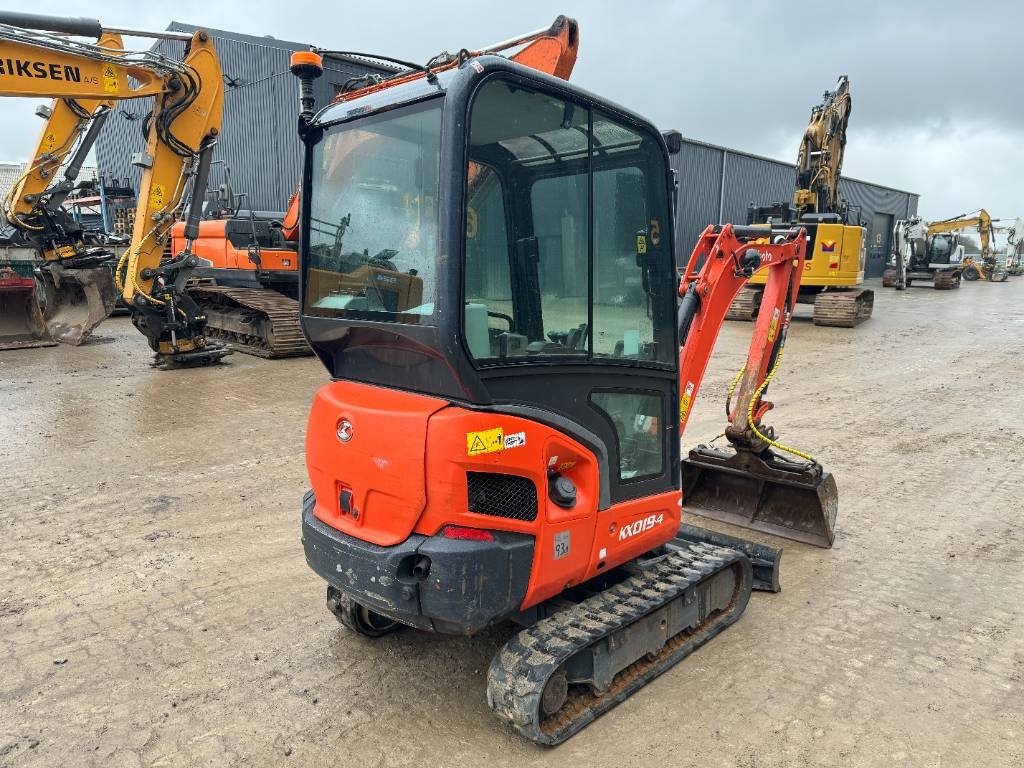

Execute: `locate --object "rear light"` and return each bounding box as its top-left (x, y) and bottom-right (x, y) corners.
top-left (440, 525), bottom-right (494, 542)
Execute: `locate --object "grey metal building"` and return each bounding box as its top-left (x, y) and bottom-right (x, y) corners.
top-left (667, 135), bottom-right (919, 277)
top-left (94, 23), bottom-right (391, 212)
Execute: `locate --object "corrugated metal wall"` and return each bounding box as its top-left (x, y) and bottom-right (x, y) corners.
top-left (94, 24), bottom-right (389, 211)
top-left (669, 136), bottom-right (919, 266)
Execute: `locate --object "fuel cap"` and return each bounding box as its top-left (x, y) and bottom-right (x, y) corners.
top-left (549, 475), bottom-right (577, 509)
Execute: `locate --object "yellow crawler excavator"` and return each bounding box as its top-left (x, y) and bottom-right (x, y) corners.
top-left (729, 76), bottom-right (872, 327)
top-left (0, 11), bottom-right (227, 364)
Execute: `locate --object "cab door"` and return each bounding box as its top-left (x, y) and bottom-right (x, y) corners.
top-left (462, 76), bottom-right (679, 506)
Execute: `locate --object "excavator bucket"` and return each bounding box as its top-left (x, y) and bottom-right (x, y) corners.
top-left (38, 263), bottom-right (118, 345)
top-left (0, 266), bottom-right (54, 350)
top-left (681, 446), bottom-right (839, 548)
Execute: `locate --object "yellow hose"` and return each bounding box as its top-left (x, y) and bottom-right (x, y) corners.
top-left (745, 344), bottom-right (816, 463)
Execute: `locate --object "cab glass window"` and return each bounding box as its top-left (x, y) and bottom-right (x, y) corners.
top-left (463, 78), bottom-right (674, 365)
top-left (305, 100), bottom-right (442, 322)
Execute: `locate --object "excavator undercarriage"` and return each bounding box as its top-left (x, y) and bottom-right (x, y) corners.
top-left (727, 285), bottom-right (873, 327)
top-left (487, 540), bottom-right (752, 744)
top-left (188, 285), bottom-right (309, 358)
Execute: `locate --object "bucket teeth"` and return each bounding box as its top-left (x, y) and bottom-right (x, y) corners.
top-left (681, 446), bottom-right (839, 548)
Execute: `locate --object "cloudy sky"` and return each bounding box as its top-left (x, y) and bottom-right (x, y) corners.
top-left (2, 0), bottom-right (1019, 222)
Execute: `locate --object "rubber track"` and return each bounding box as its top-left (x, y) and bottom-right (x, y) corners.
top-left (486, 543), bottom-right (752, 745)
top-left (189, 286), bottom-right (312, 358)
top-left (725, 287), bottom-right (761, 321)
top-left (812, 288), bottom-right (873, 327)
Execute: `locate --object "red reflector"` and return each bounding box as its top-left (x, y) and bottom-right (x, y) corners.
top-left (829, 261), bottom-right (839, 270)
top-left (441, 525), bottom-right (494, 542)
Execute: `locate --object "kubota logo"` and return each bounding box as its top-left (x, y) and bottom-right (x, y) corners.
top-left (618, 514), bottom-right (665, 541)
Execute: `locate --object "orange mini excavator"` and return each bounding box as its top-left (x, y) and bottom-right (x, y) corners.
top-left (293, 19), bottom-right (838, 744)
top-left (175, 20), bottom-right (581, 358)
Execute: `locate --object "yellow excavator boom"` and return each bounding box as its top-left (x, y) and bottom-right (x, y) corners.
top-left (0, 12), bottom-right (226, 361)
top-left (927, 209), bottom-right (994, 257)
top-left (793, 75), bottom-right (852, 216)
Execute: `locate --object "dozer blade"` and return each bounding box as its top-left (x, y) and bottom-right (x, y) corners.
top-left (681, 446), bottom-right (839, 548)
top-left (672, 523), bottom-right (782, 592)
top-left (39, 264), bottom-right (118, 345)
top-left (0, 269), bottom-right (54, 350)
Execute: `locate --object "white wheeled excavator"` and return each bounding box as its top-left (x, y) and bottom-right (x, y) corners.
top-left (884, 209), bottom-right (1007, 289)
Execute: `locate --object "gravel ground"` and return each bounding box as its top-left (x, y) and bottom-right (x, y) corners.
top-left (1, 278), bottom-right (1022, 767)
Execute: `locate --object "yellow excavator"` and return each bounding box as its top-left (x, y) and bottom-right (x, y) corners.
top-left (0, 11), bottom-right (227, 364)
top-left (883, 210), bottom-right (1006, 289)
top-left (728, 76), bottom-right (872, 327)
top-left (928, 210), bottom-right (1007, 282)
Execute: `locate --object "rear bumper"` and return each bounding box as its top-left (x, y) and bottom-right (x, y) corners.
top-left (301, 491), bottom-right (534, 635)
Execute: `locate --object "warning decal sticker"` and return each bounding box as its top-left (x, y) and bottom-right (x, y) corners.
top-left (466, 427), bottom-right (504, 456)
top-left (102, 64), bottom-right (119, 93)
top-left (148, 183), bottom-right (166, 209)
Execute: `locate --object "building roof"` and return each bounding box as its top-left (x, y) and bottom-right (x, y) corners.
top-left (166, 22), bottom-right (398, 73)
top-left (678, 135), bottom-right (918, 198)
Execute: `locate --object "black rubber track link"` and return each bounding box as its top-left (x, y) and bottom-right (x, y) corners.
top-left (486, 543), bottom-right (752, 745)
top-left (812, 288), bottom-right (873, 327)
top-left (189, 286), bottom-right (312, 358)
top-left (725, 286), bottom-right (762, 321)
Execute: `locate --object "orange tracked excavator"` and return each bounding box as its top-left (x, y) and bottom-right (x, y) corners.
top-left (293, 24), bottom-right (839, 744)
top-left (176, 18), bottom-right (580, 358)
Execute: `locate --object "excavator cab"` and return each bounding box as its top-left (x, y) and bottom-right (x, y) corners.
top-left (300, 60), bottom-right (681, 512)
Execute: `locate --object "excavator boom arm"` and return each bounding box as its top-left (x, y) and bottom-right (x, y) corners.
top-left (2, 32), bottom-right (123, 237)
top-left (0, 13), bottom-right (224, 356)
top-left (928, 210), bottom-right (995, 256)
top-left (793, 75), bottom-right (852, 215)
top-left (281, 16), bottom-right (579, 241)
top-left (677, 224), bottom-right (806, 439)
top-left (677, 224), bottom-right (838, 548)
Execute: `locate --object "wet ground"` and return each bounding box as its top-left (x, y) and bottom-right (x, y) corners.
top-left (2, 278), bottom-right (1022, 767)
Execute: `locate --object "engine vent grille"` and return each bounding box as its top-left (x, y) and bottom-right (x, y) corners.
top-left (467, 472), bottom-right (538, 522)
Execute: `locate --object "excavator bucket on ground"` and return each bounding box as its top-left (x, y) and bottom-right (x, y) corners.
top-left (38, 263), bottom-right (118, 345)
top-left (681, 446), bottom-right (839, 548)
top-left (0, 266), bottom-right (53, 350)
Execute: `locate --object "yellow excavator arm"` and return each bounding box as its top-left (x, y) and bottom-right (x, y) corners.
top-left (0, 12), bottom-right (225, 362)
top-left (3, 31), bottom-right (122, 245)
top-left (793, 75), bottom-right (852, 216)
top-left (927, 209), bottom-right (994, 257)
